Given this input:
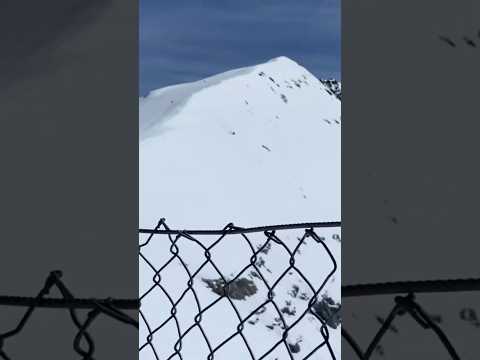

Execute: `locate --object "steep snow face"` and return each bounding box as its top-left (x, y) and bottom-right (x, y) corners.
top-left (140, 56), bottom-right (340, 229)
top-left (139, 57), bottom-right (341, 360)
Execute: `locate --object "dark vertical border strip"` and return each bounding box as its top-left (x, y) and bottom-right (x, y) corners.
top-left (343, 0), bottom-right (480, 358)
top-left (0, 1), bottom-right (138, 358)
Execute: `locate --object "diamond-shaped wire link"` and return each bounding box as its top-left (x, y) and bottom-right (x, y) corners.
top-left (139, 220), bottom-right (340, 360)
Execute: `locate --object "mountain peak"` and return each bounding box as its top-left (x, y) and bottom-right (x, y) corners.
top-left (266, 55), bottom-right (301, 65)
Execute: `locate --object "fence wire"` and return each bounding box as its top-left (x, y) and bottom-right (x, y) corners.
top-left (0, 271), bottom-right (139, 360)
top-left (3, 220), bottom-right (477, 359)
top-left (342, 279), bottom-right (480, 359)
top-left (139, 219), bottom-right (341, 360)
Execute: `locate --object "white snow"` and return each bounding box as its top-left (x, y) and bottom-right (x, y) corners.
top-left (139, 56), bottom-right (341, 360)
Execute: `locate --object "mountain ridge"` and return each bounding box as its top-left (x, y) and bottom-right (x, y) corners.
top-left (140, 56), bottom-right (340, 141)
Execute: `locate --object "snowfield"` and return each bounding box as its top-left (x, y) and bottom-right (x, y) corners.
top-left (139, 56), bottom-right (341, 360)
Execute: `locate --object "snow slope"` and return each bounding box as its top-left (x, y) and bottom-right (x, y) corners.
top-left (139, 56), bottom-right (341, 360)
top-left (140, 56), bottom-right (340, 229)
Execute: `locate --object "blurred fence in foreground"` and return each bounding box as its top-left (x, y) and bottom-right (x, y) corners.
top-left (342, 279), bottom-right (480, 359)
top-left (0, 271), bottom-right (138, 360)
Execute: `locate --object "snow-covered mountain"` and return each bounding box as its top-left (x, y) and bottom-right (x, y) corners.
top-left (139, 56), bottom-right (341, 360)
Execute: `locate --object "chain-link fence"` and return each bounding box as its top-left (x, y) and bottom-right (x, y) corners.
top-left (342, 279), bottom-right (480, 359)
top-left (4, 220), bottom-right (478, 360)
top-left (0, 271), bottom-right (139, 360)
top-left (139, 219), bottom-right (341, 360)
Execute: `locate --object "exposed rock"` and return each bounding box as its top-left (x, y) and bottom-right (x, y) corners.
top-left (288, 342), bottom-right (301, 353)
top-left (311, 295), bottom-right (341, 329)
top-left (319, 79), bottom-right (341, 100)
top-left (202, 277), bottom-right (258, 300)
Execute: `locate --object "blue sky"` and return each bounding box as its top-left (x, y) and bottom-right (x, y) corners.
top-left (140, 0), bottom-right (340, 96)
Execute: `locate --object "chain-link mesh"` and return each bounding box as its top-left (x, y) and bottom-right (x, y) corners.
top-left (0, 271), bottom-right (139, 360)
top-left (139, 219), bottom-right (341, 360)
top-left (342, 279), bottom-right (480, 359)
top-left (6, 220), bottom-right (476, 359)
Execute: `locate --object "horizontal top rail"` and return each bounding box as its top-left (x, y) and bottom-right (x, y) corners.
top-left (343, 278), bottom-right (480, 297)
top-left (139, 221), bottom-right (341, 235)
top-left (0, 296), bottom-right (139, 309)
